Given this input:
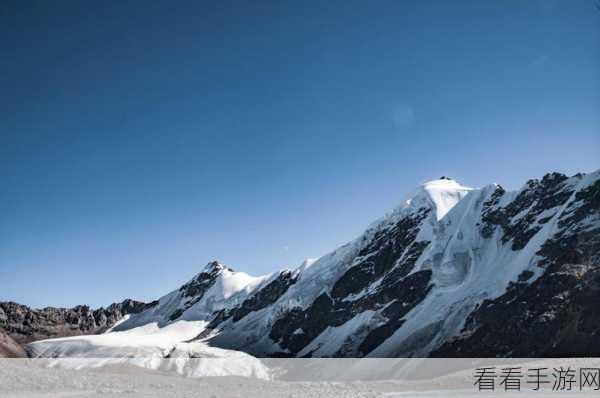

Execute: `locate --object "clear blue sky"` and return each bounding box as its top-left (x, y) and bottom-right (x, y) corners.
top-left (1, 0), bottom-right (598, 308)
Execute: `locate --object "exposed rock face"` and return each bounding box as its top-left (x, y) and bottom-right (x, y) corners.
top-left (0, 329), bottom-right (26, 358)
top-left (330, 208), bottom-right (430, 299)
top-left (433, 261), bottom-right (600, 357)
top-left (433, 177), bottom-right (600, 357)
top-left (231, 270), bottom-right (298, 322)
top-left (480, 172), bottom-right (575, 250)
top-left (266, 208), bottom-right (433, 357)
top-left (0, 299), bottom-right (154, 345)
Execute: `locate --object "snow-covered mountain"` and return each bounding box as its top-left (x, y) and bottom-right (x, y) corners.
top-left (27, 171), bottom-right (600, 359)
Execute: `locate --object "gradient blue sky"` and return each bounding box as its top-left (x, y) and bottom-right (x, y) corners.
top-left (1, 0), bottom-right (599, 308)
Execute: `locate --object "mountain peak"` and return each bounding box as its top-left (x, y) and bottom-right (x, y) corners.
top-left (412, 178), bottom-right (472, 220)
top-left (421, 177), bottom-right (463, 188)
top-left (204, 261), bottom-right (229, 273)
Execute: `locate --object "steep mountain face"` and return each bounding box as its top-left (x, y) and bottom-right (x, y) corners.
top-left (27, 171), bottom-right (600, 359)
top-left (0, 299), bottom-right (154, 345)
top-left (434, 174), bottom-right (600, 357)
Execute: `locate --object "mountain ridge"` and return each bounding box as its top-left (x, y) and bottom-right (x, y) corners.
top-left (0, 299), bottom-right (155, 346)
top-left (4, 170), bottom-right (599, 359)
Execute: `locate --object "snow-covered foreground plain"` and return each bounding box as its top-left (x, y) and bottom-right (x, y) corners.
top-left (2, 358), bottom-right (599, 397)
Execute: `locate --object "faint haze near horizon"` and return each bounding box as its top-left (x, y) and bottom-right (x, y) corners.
top-left (1, 0), bottom-right (599, 308)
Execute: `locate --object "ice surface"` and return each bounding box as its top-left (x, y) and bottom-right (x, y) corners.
top-left (28, 321), bottom-right (269, 378)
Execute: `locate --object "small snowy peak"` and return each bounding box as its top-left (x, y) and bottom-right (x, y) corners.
top-left (208, 268), bottom-right (268, 301)
top-left (177, 266), bottom-right (271, 321)
top-left (196, 261), bottom-right (268, 300)
top-left (179, 261), bottom-right (231, 298)
top-left (407, 178), bottom-right (472, 221)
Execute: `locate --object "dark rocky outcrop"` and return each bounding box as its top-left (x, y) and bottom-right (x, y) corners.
top-left (0, 299), bottom-right (154, 345)
top-left (180, 261), bottom-right (228, 299)
top-left (433, 260), bottom-right (600, 357)
top-left (231, 270), bottom-right (298, 322)
top-left (266, 207), bottom-right (433, 357)
top-left (357, 270), bottom-right (433, 356)
top-left (331, 208), bottom-right (430, 299)
top-left (481, 173), bottom-right (574, 250)
top-left (267, 269), bottom-right (433, 357)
